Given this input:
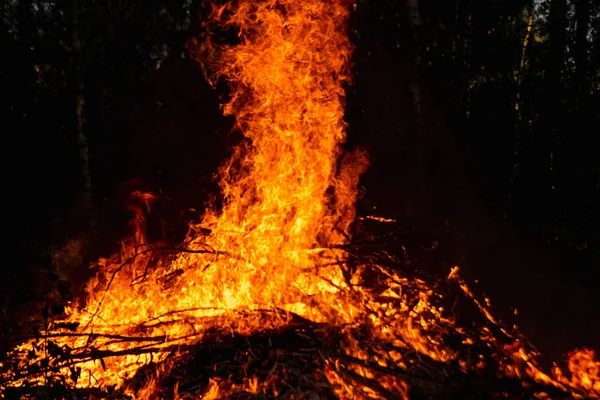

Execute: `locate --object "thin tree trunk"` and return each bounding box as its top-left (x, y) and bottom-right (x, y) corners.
top-left (457, 0), bottom-right (472, 123)
top-left (0, 0), bottom-right (5, 33)
top-left (405, 0), bottom-right (429, 216)
top-left (406, 0), bottom-right (422, 126)
top-left (406, 0), bottom-right (421, 28)
top-left (592, 3), bottom-right (600, 90)
top-left (574, 0), bottom-right (590, 111)
top-left (540, 0), bottom-right (566, 205)
top-left (72, 0), bottom-right (95, 232)
top-left (506, 8), bottom-right (533, 218)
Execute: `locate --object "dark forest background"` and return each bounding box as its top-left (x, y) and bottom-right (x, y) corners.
top-left (1, 0), bottom-right (599, 360)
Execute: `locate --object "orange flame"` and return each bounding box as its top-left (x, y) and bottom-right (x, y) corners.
top-left (553, 349), bottom-right (600, 397)
top-left (5, 0), bottom-right (368, 394)
top-left (2, 1), bottom-right (598, 399)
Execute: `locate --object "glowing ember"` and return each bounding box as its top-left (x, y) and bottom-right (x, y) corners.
top-left (1, 1), bottom-right (598, 399)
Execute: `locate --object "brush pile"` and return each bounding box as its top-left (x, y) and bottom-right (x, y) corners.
top-left (1, 218), bottom-right (598, 400)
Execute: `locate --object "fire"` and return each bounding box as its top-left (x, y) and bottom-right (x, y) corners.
top-left (554, 349), bottom-right (600, 396)
top-left (4, 0), bottom-right (368, 394)
top-left (185, 0), bottom-right (368, 317)
top-left (1, 1), bottom-right (598, 399)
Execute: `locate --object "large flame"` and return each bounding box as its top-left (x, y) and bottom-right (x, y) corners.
top-left (2, 1), bottom-right (599, 399)
top-left (5, 0), bottom-right (368, 393)
top-left (187, 0), bottom-right (368, 314)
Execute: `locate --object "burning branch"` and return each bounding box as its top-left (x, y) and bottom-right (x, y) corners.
top-left (2, 236), bottom-right (598, 399)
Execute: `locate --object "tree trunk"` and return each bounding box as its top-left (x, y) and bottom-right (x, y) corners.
top-left (506, 7), bottom-right (533, 218)
top-left (405, 0), bottom-right (422, 125)
top-left (72, 0), bottom-right (96, 232)
top-left (406, 0), bottom-right (421, 28)
top-left (536, 0), bottom-right (566, 215)
top-left (574, 0), bottom-right (590, 111)
top-left (0, 0), bottom-right (5, 33)
top-left (405, 0), bottom-right (428, 217)
top-left (457, 0), bottom-right (472, 123)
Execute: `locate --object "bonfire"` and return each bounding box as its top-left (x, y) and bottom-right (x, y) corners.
top-left (1, 0), bottom-right (598, 399)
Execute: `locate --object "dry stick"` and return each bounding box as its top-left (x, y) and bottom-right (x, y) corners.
top-left (17, 332), bottom-right (167, 343)
top-left (332, 353), bottom-right (442, 387)
top-left (61, 310), bottom-right (309, 361)
top-left (130, 249), bottom-right (159, 285)
top-left (69, 334), bottom-right (203, 362)
top-left (2, 387), bottom-right (112, 399)
top-left (131, 244), bottom-right (234, 284)
top-left (134, 306), bottom-right (235, 329)
top-left (7, 334), bottom-right (204, 383)
top-left (333, 363), bottom-right (406, 400)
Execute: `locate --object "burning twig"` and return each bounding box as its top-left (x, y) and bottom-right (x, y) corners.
top-left (83, 245), bottom-right (234, 329)
top-left (5, 237), bottom-right (594, 399)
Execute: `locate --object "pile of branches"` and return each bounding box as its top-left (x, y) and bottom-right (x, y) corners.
top-left (0, 220), bottom-right (593, 399)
